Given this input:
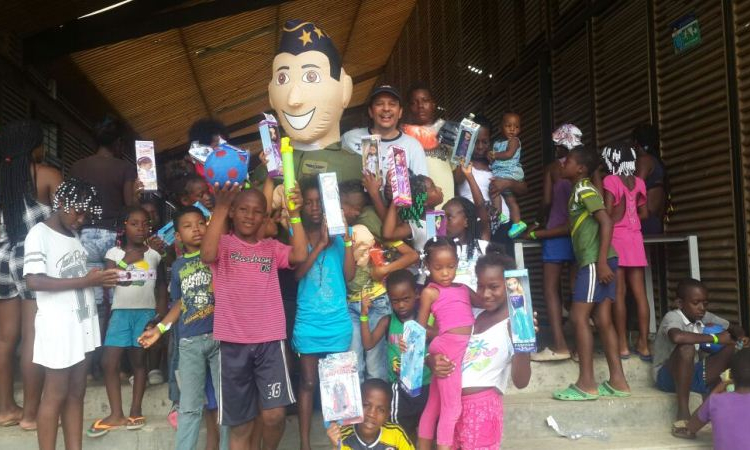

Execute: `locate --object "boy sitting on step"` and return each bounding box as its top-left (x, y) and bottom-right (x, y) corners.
top-left (673, 348), bottom-right (750, 448)
top-left (652, 278), bottom-right (748, 435)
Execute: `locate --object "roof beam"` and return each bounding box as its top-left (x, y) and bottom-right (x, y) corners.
top-left (24, 0), bottom-right (290, 64)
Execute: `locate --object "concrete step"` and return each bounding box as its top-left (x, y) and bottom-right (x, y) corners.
top-left (0, 414), bottom-right (332, 450)
top-left (502, 387), bottom-right (703, 439)
top-left (502, 427), bottom-right (713, 450)
top-left (506, 353), bottom-right (655, 394)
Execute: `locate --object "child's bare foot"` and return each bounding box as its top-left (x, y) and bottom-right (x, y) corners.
top-left (18, 419), bottom-right (37, 431)
top-left (0, 405), bottom-right (22, 426)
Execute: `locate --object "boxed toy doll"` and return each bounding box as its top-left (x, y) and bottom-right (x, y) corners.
top-left (318, 172), bottom-right (347, 236)
top-left (450, 114), bottom-right (480, 167)
top-left (389, 146), bottom-right (412, 207)
top-left (259, 113), bottom-right (283, 178)
top-left (135, 140), bottom-right (158, 191)
top-left (318, 352), bottom-right (363, 425)
top-left (400, 320), bottom-right (427, 397)
top-left (505, 269), bottom-right (537, 353)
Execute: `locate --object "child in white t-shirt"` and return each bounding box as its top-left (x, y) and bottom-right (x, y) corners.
top-left (23, 179), bottom-right (119, 450)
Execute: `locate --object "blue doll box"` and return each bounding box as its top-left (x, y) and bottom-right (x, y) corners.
top-left (400, 320), bottom-right (427, 397)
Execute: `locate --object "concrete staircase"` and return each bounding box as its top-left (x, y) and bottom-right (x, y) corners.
top-left (0, 355), bottom-right (713, 449)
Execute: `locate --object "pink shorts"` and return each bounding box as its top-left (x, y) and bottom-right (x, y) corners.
top-left (454, 388), bottom-right (503, 449)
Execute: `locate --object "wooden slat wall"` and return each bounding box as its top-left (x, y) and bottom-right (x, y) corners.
top-left (380, 0), bottom-right (746, 324)
top-left (592, 0), bottom-right (650, 146)
top-left (654, 0), bottom-right (739, 318)
top-left (734, 0), bottom-right (750, 323)
top-left (552, 29), bottom-right (593, 145)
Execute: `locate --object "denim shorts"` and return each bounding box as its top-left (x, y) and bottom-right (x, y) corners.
top-left (656, 360), bottom-right (708, 395)
top-left (104, 308), bottom-right (155, 347)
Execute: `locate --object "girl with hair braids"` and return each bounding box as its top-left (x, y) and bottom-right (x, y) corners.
top-left (23, 178), bottom-right (119, 450)
top-left (602, 142), bottom-right (651, 361)
top-left (0, 120), bottom-right (62, 430)
top-left (444, 164), bottom-right (491, 291)
top-left (382, 173), bottom-right (444, 255)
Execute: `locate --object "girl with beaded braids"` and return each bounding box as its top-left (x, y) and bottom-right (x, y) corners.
top-left (443, 163), bottom-right (491, 290)
top-left (382, 173), bottom-right (444, 256)
top-left (0, 120), bottom-right (62, 430)
top-left (23, 178), bottom-right (119, 450)
top-left (601, 142), bottom-right (651, 361)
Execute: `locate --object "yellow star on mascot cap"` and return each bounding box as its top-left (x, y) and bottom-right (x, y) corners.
top-left (278, 20), bottom-right (342, 80)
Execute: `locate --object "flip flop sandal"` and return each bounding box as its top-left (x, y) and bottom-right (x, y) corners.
top-left (87, 419), bottom-right (123, 438)
top-left (597, 381), bottom-right (632, 398)
top-left (671, 420), bottom-right (695, 439)
top-left (553, 384), bottom-right (599, 401)
top-left (633, 349), bottom-right (653, 362)
top-left (126, 416), bottom-right (146, 430)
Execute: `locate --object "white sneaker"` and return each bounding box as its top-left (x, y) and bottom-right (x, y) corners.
top-left (531, 347), bottom-right (571, 362)
top-left (148, 369), bottom-right (164, 385)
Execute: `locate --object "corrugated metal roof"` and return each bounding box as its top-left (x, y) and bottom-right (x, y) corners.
top-left (55, 0), bottom-right (417, 151)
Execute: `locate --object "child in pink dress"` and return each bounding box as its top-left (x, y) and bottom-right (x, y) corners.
top-left (602, 143), bottom-right (651, 361)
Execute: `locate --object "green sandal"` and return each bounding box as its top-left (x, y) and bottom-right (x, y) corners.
top-left (597, 381), bottom-right (631, 398)
top-left (552, 384), bottom-right (599, 401)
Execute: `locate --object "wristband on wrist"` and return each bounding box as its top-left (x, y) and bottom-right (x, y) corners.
top-left (117, 260), bottom-right (128, 269)
top-left (156, 322), bottom-right (171, 334)
top-left (289, 216), bottom-right (301, 224)
top-left (359, 315), bottom-right (369, 322)
top-left (529, 231), bottom-right (537, 240)
top-left (344, 240), bottom-right (353, 247)
top-left (711, 333), bottom-right (719, 344)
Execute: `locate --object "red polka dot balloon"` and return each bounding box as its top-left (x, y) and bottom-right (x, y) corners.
top-left (203, 144), bottom-right (249, 187)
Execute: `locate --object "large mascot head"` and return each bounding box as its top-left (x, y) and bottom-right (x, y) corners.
top-left (268, 20), bottom-right (353, 150)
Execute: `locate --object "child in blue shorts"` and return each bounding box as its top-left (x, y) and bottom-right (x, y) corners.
top-left (652, 278), bottom-right (747, 434)
top-left (552, 146), bottom-right (630, 401)
top-left (88, 206), bottom-right (166, 436)
top-left (528, 124), bottom-right (582, 361)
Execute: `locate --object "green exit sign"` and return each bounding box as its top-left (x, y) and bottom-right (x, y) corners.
top-left (672, 14), bottom-right (701, 54)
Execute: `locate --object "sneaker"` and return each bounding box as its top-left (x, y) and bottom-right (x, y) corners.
top-left (508, 221), bottom-right (527, 238)
top-left (531, 347), bottom-right (571, 362)
top-left (148, 369), bottom-right (164, 385)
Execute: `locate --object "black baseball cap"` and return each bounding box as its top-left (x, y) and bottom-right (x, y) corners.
top-left (368, 85), bottom-right (401, 104)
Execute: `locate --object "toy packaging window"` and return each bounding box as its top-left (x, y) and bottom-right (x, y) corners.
top-left (400, 320), bottom-right (426, 397)
top-left (318, 172), bottom-right (347, 236)
top-left (450, 116), bottom-right (480, 167)
top-left (259, 113), bottom-right (283, 178)
top-left (389, 146), bottom-right (412, 207)
top-left (318, 352), bottom-right (363, 425)
top-left (135, 140), bottom-right (158, 191)
top-left (361, 134), bottom-right (382, 182)
top-left (425, 210), bottom-right (446, 239)
top-left (505, 269), bottom-right (537, 353)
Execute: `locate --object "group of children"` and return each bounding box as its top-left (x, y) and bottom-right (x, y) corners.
top-left (5, 85), bottom-right (750, 450)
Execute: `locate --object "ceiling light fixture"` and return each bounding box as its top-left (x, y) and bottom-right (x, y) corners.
top-left (77, 0), bottom-right (135, 19)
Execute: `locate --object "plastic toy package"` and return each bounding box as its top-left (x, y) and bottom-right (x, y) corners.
top-left (318, 352), bottom-right (363, 425)
top-left (318, 172), bottom-right (347, 236)
top-left (135, 140), bottom-right (158, 191)
top-left (505, 269), bottom-right (537, 353)
top-left (400, 320), bottom-right (426, 397)
top-left (188, 141), bottom-right (213, 165)
top-left (117, 269), bottom-right (157, 282)
top-left (450, 114), bottom-right (480, 167)
top-left (361, 134), bottom-right (382, 181)
top-left (425, 210), bottom-right (446, 239)
top-left (389, 146), bottom-right (412, 207)
top-left (259, 113), bottom-right (283, 178)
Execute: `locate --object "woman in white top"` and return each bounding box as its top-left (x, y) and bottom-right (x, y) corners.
top-left (428, 250), bottom-right (534, 449)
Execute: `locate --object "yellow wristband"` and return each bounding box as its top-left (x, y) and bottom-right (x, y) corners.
top-left (359, 315), bottom-right (368, 322)
top-left (289, 217), bottom-right (301, 224)
top-left (529, 231), bottom-right (537, 240)
top-left (117, 260), bottom-right (128, 269)
top-left (711, 333), bottom-right (719, 344)
top-left (344, 240), bottom-right (353, 247)
top-left (157, 322), bottom-right (170, 334)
